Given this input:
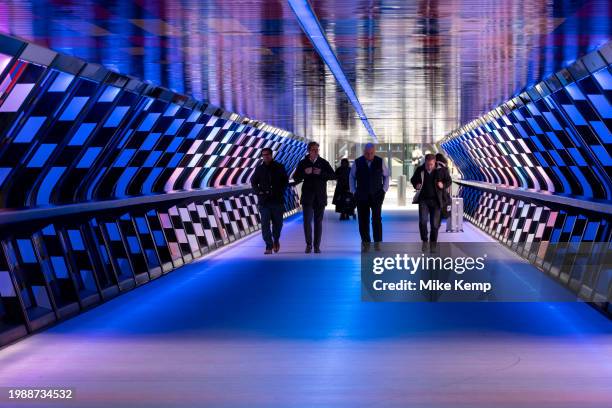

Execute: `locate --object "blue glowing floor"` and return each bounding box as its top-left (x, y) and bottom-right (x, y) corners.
top-left (0, 209), bottom-right (610, 408)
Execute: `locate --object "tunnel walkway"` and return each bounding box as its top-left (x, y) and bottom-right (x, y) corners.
top-left (0, 207), bottom-right (611, 408)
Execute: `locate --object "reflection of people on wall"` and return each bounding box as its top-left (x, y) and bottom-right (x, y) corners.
top-left (332, 158), bottom-right (356, 220)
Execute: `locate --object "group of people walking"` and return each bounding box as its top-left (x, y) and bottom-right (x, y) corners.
top-left (251, 143), bottom-right (451, 254)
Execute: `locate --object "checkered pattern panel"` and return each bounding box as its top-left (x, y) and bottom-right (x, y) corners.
top-left (58, 223), bottom-right (102, 300)
top-left (0, 185), bottom-right (303, 345)
top-left (167, 206), bottom-right (194, 263)
top-left (178, 205), bottom-right (203, 259)
top-left (184, 203), bottom-right (209, 255)
top-left (459, 185), bottom-right (611, 313)
top-left (35, 225), bottom-right (81, 312)
top-left (85, 218), bottom-right (121, 292)
top-left (116, 213), bottom-right (150, 282)
top-left (157, 209), bottom-right (184, 268)
top-left (239, 194), bottom-right (261, 230)
top-left (0, 34), bottom-right (311, 346)
top-left (130, 214), bottom-right (163, 279)
top-left (0, 242), bottom-right (26, 344)
top-left (97, 218), bottom-right (136, 288)
top-left (442, 46), bottom-right (611, 201)
top-left (0, 35), bottom-right (307, 212)
top-left (2, 236), bottom-right (56, 329)
top-left (144, 209), bottom-right (174, 272)
top-left (443, 44), bottom-right (612, 314)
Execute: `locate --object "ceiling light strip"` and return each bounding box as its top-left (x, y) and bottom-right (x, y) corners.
top-left (287, 0), bottom-right (378, 142)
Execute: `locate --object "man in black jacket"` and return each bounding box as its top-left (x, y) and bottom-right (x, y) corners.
top-left (410, 153), bottom-right (452, 252)
top-left (349, 143), bottom-right (390, 250)
top-left (251, 148), bottom-right (289, 254)
top-left (293, 141), bottom-right (336, 253)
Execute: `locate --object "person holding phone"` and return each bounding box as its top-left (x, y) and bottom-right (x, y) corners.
top-left (410, 153), bottom-right (452, 252)
top-left (293, 141), bottom-right (336, 253)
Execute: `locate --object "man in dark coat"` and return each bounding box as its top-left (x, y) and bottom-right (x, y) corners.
top-left (411, 153), bottom-right (452, 252)
top-left (332, 158), bottom-right (355, 220)
top-left (293, 141), bottom-right (336, 253)
top-left (349, 143), bottom-right (389, 250)
top-left (251, 148), bottom-right (289, 254)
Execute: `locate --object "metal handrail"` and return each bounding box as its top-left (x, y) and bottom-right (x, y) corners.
top-left (455, 179), bottom-right (612, 216)
top-left (0, 180), bottom-right (302, 227)
top-left (0, 185), bottom-right (252, 227)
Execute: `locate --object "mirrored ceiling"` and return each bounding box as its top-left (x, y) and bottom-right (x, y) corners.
top-left (1, 0), bottom-right (610, 147)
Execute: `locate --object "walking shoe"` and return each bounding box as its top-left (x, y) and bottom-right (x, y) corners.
top-left (264, 248), bottom-right (273, 255)
top-left (361, 242), bottom-right (371, 252)
top-left (314, 247), bottom-right (321, 254)
top-left (374, 242), bottom-right (381, 251)
top-left (421, 241), bottom-right (428, 253)
top-left (429, 241), bottom-right (438, 253)
top-left (273, 241), bottom-right (280, 253)
top-left (305, 245), bottom-right (312, 253)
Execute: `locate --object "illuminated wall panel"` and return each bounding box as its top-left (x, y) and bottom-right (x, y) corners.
top-left (0, 35), bottom-right (306, 211)
top-left (458, 185), bottom-right (611, 312)
top-left (0, 34), bottom-right (306, 346)
top-left (442, 42), bottom-right (612, 314)
top-left (443, 43), bottom-right (612, 201)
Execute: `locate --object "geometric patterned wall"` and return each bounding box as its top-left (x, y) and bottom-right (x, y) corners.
top-left (459, 185), bottom-right (611, 314)
top-left (0, 187), bottom-right (302, 346)
top-left (0, 33), bottom-right (307, 346)
top-left (0, 35), bottom-right (305, 208)
top-left (442, 41), bottom-right (612, 315)
top-left (442, 41), bottom-right (611, 200)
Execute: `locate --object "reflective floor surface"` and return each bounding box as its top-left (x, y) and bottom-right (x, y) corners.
top-left (0, 208), bottom-right (610, 408)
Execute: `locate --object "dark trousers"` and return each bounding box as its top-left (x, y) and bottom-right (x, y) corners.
top-left (259, 203), bottom-right (284, 249)
top-left (357, 194), bottom-right (383, 243)
top-left (303, 204), bottom-right (325, 248)
top-left (419, 198), bottom-right (441, 242)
